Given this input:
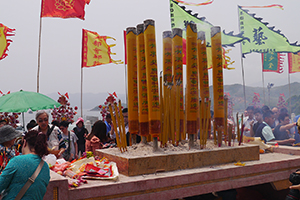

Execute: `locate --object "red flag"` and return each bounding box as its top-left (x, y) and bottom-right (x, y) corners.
top-left (41, 0), bottom-right (90, 20)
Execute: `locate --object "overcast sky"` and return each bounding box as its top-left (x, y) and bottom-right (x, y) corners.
top-left (1, 0), bottom-right (300, 98)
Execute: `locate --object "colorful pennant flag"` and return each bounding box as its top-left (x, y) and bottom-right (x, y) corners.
top-left (288, 52), bottom-right (300, 73)
top-left (41, 0), bottom-right (90, 20)
top-left (262, 52), bottom-right (284, 73)
top-left (0, 24), bottom-right (15, 61)
top-left (239, 6), bottom-right (300, 56)
top-left (170, 0), bottom-right (245, 47)
top-left (172, 0), bottom-right (213, 6)
top-left (81, 29), bottom-right (122, 68)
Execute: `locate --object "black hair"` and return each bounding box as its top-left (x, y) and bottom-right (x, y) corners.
top-left (26, 120), bottom-right (37, 130)
top-left (278, 113), bottom-right (289, 123)
top-left (261, 105), bottom-right (270, 114)
top-left (59, 121), bottom-right (69, 128)
top-left (280, 107), bottom-right (288, 115)
top-left (122, 108), bottom-right (128, 113)
top-left (263, 110), bottom-right (274, 120)
top-left (51, 120), bottom-right (60, 127)
top-left (24, 130), bottom-right (49, 158)
top-left (254, 108), bottom-right (263, 115)
top-left (246, 106), bottom-right (255, 111)
top-left (106, 113), bottom-right (111, 118)
top-left (91, 120), bottom-right (107, 142)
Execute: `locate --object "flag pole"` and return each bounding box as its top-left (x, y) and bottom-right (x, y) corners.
top-left (240, 55), bottom-right (247, 109)
top-left (261, 54), bottom-right (266, 104)
top-left (37, 16), bottom-right (43, 93)
top-left (81, 67), bottom-right (83, 117)
top-left (237, 7), bottom-right (247, 109)
top-left (288, 70), bottom-right (291, 114)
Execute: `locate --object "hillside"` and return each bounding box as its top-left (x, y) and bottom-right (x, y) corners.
top-left (47, 82), bottom-right (300, 114)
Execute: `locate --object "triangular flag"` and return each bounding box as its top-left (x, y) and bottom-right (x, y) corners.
top-left (0, 23), bottom-right (15, 61)
top-left (239, 6), bottom-right (300, 56)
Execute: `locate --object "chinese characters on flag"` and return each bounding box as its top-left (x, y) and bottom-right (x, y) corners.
top-left (0, 23), bottom-right (15, 61)
top-left (81, 29), bottom-right (122, 68)
top-left (288, 52), bottom-right (300, 73)
top-left (41, 0), bottom-right (90, 20)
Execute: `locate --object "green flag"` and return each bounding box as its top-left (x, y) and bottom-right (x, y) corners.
top-left (262, 52), bottom-right (284, 73)
top-left (170, 0), bottom-right (245, 47)
top-left (239, 6), bottom-right (300, 56)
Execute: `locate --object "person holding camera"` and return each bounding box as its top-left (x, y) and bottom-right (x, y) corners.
top-left (0, 125), bottom-right (22, 174)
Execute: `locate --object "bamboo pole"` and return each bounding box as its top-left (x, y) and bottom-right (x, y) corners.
top-left (186, 23), bottom-right (198, 148)
top-left (144, 19), bottom-right (160, 151)
top-left (126, 27), bottom-right (139, 145)
top-left (136, 24), bottom-right (149, 144)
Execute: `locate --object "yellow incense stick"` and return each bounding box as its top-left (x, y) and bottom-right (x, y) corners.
top-left (136, 24), bottom-right (149, 139)
top-left (175, 80), bottom-right (181, 144)
top-left (144, 19), bottom-right (161, 140)
top-left (126, 27), bottom-right (139, 139)
top-left (186, 23), bottom-right (198, 137)
top-left (224, 96), bottom-right (228, 144)
top-left (109, 104), bottom-right (122, 152)
top-left (211, 26), bottom-right (224, 129)
top-left (172, 28), bottom-right (184, 140)
top-left (113, 102), bottom-right (125, 151)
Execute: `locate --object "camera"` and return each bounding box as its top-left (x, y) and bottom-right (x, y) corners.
top-left (286, 170), bottom-right (300, 200)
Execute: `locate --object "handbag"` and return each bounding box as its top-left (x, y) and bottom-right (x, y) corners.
top-left (14, 160), bottom-right (44, 200)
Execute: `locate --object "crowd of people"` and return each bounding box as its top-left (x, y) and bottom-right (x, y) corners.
top-left (0, 107), bottom-right (132, 199)
top-left (241, 105), bottom-right (298, 146)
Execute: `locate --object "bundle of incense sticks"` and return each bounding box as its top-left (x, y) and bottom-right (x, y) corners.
top-left (239, 114), bottom-right (244, 145)
top-left (109, 101), bottom-right (127, 152)
top-left (224, 96), bottom-right (228, 144)
top-left (199, 98), bottom-right (211, 148)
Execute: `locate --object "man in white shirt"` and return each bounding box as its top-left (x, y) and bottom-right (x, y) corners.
top-left (243, 106), bottom-right (256, 137)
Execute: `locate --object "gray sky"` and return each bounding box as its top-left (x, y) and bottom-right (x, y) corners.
top-left (1, 0), bottom-right (300, 97)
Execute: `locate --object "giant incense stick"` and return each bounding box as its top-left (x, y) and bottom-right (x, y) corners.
top-left (126, 27), bottom-right (139, 144)
top-left (162, 31), bottom-right (173, 145)
top-left (211, 26), bottom-right (224, 146)
top-left (144, 19), bottom-right (160, 151)
top-left (197, 31), bottom-right (210, 142)
top-left (172, 28), bottom-right (184, 141)
top-left (186, 23), bottom-right (198, 148)
top-left (136, 24), bottom-right (149, 144)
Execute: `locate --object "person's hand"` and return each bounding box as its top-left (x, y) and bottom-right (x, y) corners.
top-left (290, 184), bottom-right (300, 190)
top-left (250, 120), bottom-right (254, 126)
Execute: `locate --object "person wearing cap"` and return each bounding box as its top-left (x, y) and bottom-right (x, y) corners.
top-left (0, 125), bottom-right (22, 174)
top-left (73, 117), bottom-right (88, 155)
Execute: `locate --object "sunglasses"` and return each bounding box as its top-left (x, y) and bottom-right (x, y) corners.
top-left (38, 118), bottom-right (48, 123)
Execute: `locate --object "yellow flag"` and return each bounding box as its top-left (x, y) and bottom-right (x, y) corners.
top-left (81, 29), bottom-right (122, 68)
top-left (0, 23), bottom-right (15, 60)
